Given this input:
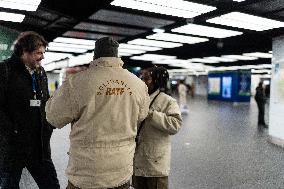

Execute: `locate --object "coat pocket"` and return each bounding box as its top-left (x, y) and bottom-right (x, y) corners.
top-left (143, 144), bottom-right (166, 161)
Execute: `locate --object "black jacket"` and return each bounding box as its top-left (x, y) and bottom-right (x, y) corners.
top-left (255, 86), bottom-right (265, 104)
top-left (0, 54), bottom-right (53, 164)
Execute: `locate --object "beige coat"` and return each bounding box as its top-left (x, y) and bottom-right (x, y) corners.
top-left (134, 90), bottom-right (182, 177)
top-left (45, 57), bottom-right (150, 189)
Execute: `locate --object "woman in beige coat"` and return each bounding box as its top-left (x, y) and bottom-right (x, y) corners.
top-left (133, 67), bottom-right (182, 189)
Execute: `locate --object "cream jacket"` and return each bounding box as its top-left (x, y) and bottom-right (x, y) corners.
top-left (46, 57), bottom-right (150, 189)
top-left (134, 90), bottom-right (182, 177)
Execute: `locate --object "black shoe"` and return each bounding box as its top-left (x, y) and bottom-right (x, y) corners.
top-left (258, 123), bottom-right (268, 128)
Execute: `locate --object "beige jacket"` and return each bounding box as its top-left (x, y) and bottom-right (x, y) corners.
top-left (45, 57), bottom-right (150, 188)
top-left (134, 90), bottom-right (182, 177)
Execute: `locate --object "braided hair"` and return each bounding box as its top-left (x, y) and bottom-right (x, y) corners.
top-left (147, 66), bottom-right (169, 93)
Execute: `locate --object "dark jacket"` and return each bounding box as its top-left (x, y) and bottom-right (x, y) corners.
top-left (0, 54), bottom-right (53, 165)
top-left (255, 86), bottom-right (265, 104)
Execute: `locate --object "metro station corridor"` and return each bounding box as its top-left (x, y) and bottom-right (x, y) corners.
top-left (19, 96), bottom-right (284, 189)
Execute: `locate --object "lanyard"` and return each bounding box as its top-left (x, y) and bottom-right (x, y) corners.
top-left (31, 73), bottom-right (37, 99)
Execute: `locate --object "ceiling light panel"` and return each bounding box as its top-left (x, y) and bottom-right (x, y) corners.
top-left (75, 22), bottom-right (146, 36)
top-left (90, 9), bottom-right (175, 28)
top-left (0, 12), bottom-right (25, 22)
top-left (119, 44), bottom-right (161, 51)
top-left (47, 46), bottom-right (88, 53)
top-left (54, 37), bottom-right (95, 46)
top-left (188, 58), bottom-right (219, 63)
top-left (243, 52), bottom-right (273, 58)
top-left (172, 23), bottom-right (243, 38)
top-left (222, 55), bottom-right (258, 60)
top-left (42, 52), bottom-right (73, 65)
top-left (0, 0), bottom-right (41, 11)
top-left (207, 12), bottom-right (284, 31)
top-left (119, 48), bottom-right (145, 54)
top-left (63, 31), bottom-right (124, 41)
top-left (49, 42), bottom-right (94, 50)
top-left (205, 56), bottom-right (237, 62)
top-left (111, 0), bottom-right (216, 18)
top-left (146, 33), bottom-right (209, 44)
top-left (119, 52), bottom-right (132, 57)
top-left (131, 54), bottom-right (176, 61)
top-left (233, 0), bottom-right (246, 2)
top-left (128, 39), bottom-right (183, 48)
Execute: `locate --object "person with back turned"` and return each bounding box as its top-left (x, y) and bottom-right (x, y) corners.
top-left (0, 31), bottom-right (60, 189)
top-left (45, 37), bottom-right (150, 189)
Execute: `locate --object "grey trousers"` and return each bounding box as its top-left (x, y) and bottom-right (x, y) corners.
top-left (66, 180), bottom-right (130, 189)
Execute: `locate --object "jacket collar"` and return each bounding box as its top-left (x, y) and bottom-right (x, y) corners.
top-left (90, 57), bottom-right (124, 68)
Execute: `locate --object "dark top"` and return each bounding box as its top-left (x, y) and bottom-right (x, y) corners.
top-left (0, 54), bottom-right (53, 165)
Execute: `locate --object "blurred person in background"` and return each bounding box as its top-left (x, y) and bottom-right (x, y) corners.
top-left (0, 31), bottom-right (60, 189)
top-left (133, 67), bottom-right (182, 189)
top-left (45, 37), bottom-right (150, 189)
top-left (178, 80), bottom-right (188, 114)
top-left (255, 81), bottom-right (267, 128)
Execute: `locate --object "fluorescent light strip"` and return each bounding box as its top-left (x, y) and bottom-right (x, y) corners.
top-left (128, 39), bottom-right (183, 48)
top-left (49, 42), bottom-right (94, 50)
top-left (189, 58), bottom-right (219, 63)
top-left (0, 0), bottom-right (41, 11)
top-left (47, 46), bottom-right (88, 53)
top-left (207, 12), bottom-right (284, 31)
top-left (119, 44), bottom-right (161, 51)
top-left (205, 56), bottom-right (237, 62)
top-left (153, 28), bottom-right (165, 33)
top-left (42, 52), bottom-right (73, 65)
top-left (172, 23), bottom-right (242, 38)
top-left (119, 48), bottom-right (145, 54)
top-left (0, 12), bottom-right (25, 22)
top-left (146, 33), bottom-right (209, 44)
top-left (54, 37), bottom-right (95, 46)
top-left (119, 52), bottom-right (132, 57)
top-left (233, 0), bottom-right (246, 2)
top-left (111, 0), bottom-right (216, 18)
top-left (243, 52), bottom-right (272, 58)
top-left (154, 59), bottom-right (190, 65)
top-left (131, 54), bottom-right (176, 61)
top-left (222, 55), bottom-right (258, 61)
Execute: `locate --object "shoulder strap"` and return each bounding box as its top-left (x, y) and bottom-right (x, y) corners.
top-left (135, 91), bottom-right (161, 143)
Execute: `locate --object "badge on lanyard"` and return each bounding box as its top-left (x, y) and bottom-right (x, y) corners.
top-left (30, 72), bottom-right (41, 107)
top-left (30, 99), bottom-right (41, 107)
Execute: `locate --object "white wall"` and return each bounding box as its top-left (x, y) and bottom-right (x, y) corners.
top-left (269, 35), bottom-right (284, 142)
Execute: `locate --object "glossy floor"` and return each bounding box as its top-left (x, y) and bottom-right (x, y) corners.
top-left (20, 97), bottom-right (284, 189)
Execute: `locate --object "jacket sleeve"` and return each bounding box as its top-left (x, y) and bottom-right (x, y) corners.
top-left (148, 99), bottom-right (182, 135)
top-left (45, 77), bottom-right (79, 129)
top-left (0, 63), bottom-right (14, 134)
top-left (138, 85), bottom-right (150, 126)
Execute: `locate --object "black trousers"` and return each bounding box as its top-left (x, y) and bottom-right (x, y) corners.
top-left (0, 151), bottom-right (60, 189)
top-left (256, 101), bottom-right (265, 125)
top-left (132, 176), bottom-right (168, 189)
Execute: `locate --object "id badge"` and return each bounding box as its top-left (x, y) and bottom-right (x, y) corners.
top-left (30, 99), bottom-right (41, 107)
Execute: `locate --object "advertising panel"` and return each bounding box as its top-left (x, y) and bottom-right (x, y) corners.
top-left (222, 76), bottom-right (232, 98)
top-left (208, 77), bottom-right (220, 95)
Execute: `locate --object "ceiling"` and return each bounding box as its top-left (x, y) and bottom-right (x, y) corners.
top-left (1, 0), bottom-right (283, 71)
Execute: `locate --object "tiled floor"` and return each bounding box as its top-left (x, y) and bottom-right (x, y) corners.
top-left (20, 96), bottom-right (284, 189)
